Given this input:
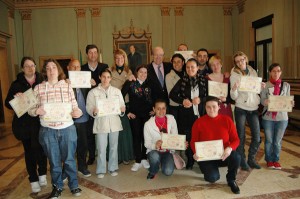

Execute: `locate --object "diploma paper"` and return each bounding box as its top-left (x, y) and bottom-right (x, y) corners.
top-left (68, 71), bottom-right (91, 88)
top-left (208, 81), bottom-right (228, 98)
top-left (43, 103), bottom-right (72, 122)
top-left (161, 134), bottom-right (186, 150)
top-left (9, 89), bottom-right (37, 118)
top-left (174, 51), bottom-right (194, 62)
top-left (96, 98), bottom-right (121, 117)
top-left (268, 95), bottom-right (294, 112)
top-left (195, 140), bottom-right (224, 161)
top-left (239, 76), bottom-right (262, 93)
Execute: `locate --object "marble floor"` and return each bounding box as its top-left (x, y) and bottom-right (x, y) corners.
top-left (0, 122), bottom-right (300, 199)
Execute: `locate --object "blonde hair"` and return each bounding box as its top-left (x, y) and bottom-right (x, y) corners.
top-left (208, 55), bottom-right (222, 67)
top-left (232, 51), bottom-right (249, 76)
top-left (111, 49), bottom-right (130, 73)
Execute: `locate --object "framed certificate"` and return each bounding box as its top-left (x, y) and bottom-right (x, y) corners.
top-left (195, 140), bottom-right (224, 161)
top-left (43, 103), bottom-right (72, 122)
top-left (239, 76), bottom-right (262, 93)
top-left (174, 50), bottom-right (194, 62)
top-left (96, 98), bottom-right (121, 117)
top-left (68, 71), bottom-right (91, 88)
top-left (268, 95), bottom-right (294, 112)
top-left (9, 88), bottom-right (37, 118)
top-left (161, 134), bottom-right (186, 150)
top-left (208, 81), bottom-right (228, 98)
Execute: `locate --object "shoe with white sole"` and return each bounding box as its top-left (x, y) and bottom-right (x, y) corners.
top-left (31, 181), bottom-right (41, 193)
top-left (141, 160), bottom-right (150, 169)
top-left (97, 174), bottom-right (105, 179)
top-left (131, 163), bottom-right (142, 171)
top-left (38, 175), bottom-right (47, 186)
top-left (110, 171), bottom-right (118, 177)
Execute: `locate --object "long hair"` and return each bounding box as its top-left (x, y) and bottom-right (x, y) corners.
top-left (232, 51), bottom-right (249, 76)
top-left (111, 49), bottom-right (130, 73)
top-left (41, 58), bottom-right (66, 81)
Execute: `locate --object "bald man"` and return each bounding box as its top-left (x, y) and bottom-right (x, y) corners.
top-left (67, 59), bottom-right (91, 177)
top-left (146, 46), bottom-right (172, 105)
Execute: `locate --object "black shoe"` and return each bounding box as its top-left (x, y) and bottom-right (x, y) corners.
top-left (71, 187), bottom-right (82, 197)
top-left (228, 181), bottom-right (240, 194)
top-left (87, 158), bottom-right (95, 165)
top-left (48, 186), bottom-right (62, 199)
top-left (78, 169), bottom-right (91, 177)
top-left (240, 159), bottom-right (250, 171)
top-left (248, 160), bottom-right (261, 169)
top-left (146, 173), bottom-right (155, 180)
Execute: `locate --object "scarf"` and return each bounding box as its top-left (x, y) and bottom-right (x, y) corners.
top-left (116, 66), bottom-right (124, 75)
top-left (270, 77), bottom-right (282, 119)
top-left (180, 71), bottom-right (207, 99)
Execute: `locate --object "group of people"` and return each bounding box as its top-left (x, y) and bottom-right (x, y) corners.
top-left (5, 43), bottom-right (293, 198)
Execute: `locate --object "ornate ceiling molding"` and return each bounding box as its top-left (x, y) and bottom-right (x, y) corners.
top-left (223, 6), bottom-right (232, 16)
top-left (19, 9), bottom-right (32, 20)
top-left (75, 8), bottom-right (86, 18)
top-left (161, 6), bottom-right (170, 16)
top-left (90, 7), bottom-right (101, 17)
top-left (174, 7), bottom-right (184, 16)
top-left (8, 9), bottom-right (15, 18)
top-left (237, 0), bottom-right (246, 14)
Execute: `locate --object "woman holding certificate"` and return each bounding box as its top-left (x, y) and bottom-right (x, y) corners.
top-left (169, 58), bottom-right (207, 170)
top-left (28, 59), bottom-right (83, 198)
top-left (86, 69), bottom-right (126, 179)
top-left (191, 96), bottom-right (241, 194)
top-left (206, 55), bottom-right (233, 119)
top-left (230, 51), bottom-right (264, 171)
top-left (260, 63), bottom-right (294, 170)
top-left (5, 57), bottom-right (47, 193)
top-left (110, 49), bottom-right (134, 165)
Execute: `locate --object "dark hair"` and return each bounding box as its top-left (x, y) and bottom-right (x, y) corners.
top-left (41, 58), bottom-right (66, 81)
top-left (268, 63), bottom-right (281, 72)
top-left (135, 64), bottom-right (148, 77)
top-left (205, 96), bottom-right (221, 106)
top-left (85, 44), bottom-right (99, 54)
top-left (21, 56), bottom-right (36, 68)
top-left (196, 48), bottom-right (209, 56)
top-left (186, 58), bottom-right (199, 66)
top-left (153, 98), bottom-right (167, 108)
top-left (171, 53), bottom-right (185, 65)
top-left (100, 68), bottom-right (112, 77)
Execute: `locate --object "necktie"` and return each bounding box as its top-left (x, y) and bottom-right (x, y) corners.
top-left (157, 65), bottom-right (164, 87)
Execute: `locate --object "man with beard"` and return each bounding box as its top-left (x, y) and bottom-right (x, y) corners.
top-left (196, 48), bottom-right (212, 76)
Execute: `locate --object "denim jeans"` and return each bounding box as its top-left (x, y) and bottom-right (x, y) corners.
top-left (198, 151), bottom-right (241, 183)
top-left (95, 131), bottom-right (119, 174)
top-left (234, 107), bottom-right (261, 161)
top-left (147, 151), bottom-right (174, 176)
top-left (39, 125), bottom-right (78, 190)
top-left (262, 119), bottom-right (288, 162)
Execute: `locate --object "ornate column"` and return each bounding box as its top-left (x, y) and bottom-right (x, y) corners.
top-left (161, 6), bottom-right (172, 60)
top-left (174, 7), bottom-right (184, 48)
top-left (237, 0), bottom-right (246, 52)
top-left (8, 9), bottom-right (18, 79)
top-left (90, 7), bottom-right (103, 62)
top-left (75, 8), bottom-right (88, 64)
top-left (20, 9), bottom-right (34, 57)
top-left (223, 6), bottom-right (233, 73)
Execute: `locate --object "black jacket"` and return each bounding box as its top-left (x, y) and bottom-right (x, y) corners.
top-left (5, 72), bottom-right (44, 142)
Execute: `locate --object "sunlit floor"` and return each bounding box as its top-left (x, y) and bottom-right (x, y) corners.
top-left (0, 122), bottom-right (300, 199)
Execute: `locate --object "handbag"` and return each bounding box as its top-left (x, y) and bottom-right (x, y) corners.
top-left (172, 152), bottom-right (186, 170)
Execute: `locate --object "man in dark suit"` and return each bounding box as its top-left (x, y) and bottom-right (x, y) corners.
top-left (127, 44), bottom-right (142, 73)
top-left (81, 44), bottom-right (108, 165)
top-left (147, 46), bottom-right (172, 105)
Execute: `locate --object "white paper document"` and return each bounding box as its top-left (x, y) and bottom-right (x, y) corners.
top-left (68, 71), bottom-right (91, 88)
top-left (43, 103), bottom-right (73, 122)
top-left (161, 134), bottom-right (186, 150)
top-left (268, 95), bottom-right (294, 112)
top-left (208, 81), bottom-right (228, 98)
top-left (96, 98), bottom-right (121, 117)
top-left (195, 139), bottom-right (224, 161)
top-left (239, 76), bottom-right (262, 93)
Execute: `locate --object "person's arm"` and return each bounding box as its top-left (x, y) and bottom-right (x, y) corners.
top-left (4, 82), bottom-right (17, 110)
top-left (230, 74), bottom-right (239, 100)
top-left (28, 85), bottom-right (41, 117)
top-left (169, 79), bottom-right (185, 104)
top-left (260, 85), bottom-right (269, 106)
top-left (144, 121), bottom-right (156, 150)
top-left (190, 120), bottom-right (199, 154)
top-left (69, 84), bottom-right (82, 118)
top-left (86, 90), bottom-right (96, 117)
top-left (228, 118), bottom-right (240, 150)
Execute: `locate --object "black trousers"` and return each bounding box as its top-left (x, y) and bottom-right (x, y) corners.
top-left (87, 117), bottom-right (96, 160)
top-left (129, 115), bottom-right (149, 163)
top-left (22, 138), bottom-right (47, 182)
top-left (74, 122), bottom-right (88, 171)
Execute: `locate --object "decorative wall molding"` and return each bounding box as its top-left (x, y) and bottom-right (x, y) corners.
top-left (113, 19), bottom-right (151, 39)
top-left (8, 9), bottom-right (15, 19)
top-left (75, 8), bottom-right (86, 18)
top-left (223, 6), bottom-right (232, 16)
top-left (237, 0), bottom-right (245, 14)
top-left (19, 9), bottom-right (32, 20)
top-left (174, 7), bottom-right (184, 16)
top-left (161, 6), bottom-right (170, 16)
top-left (90, 7), bottom-right (101, 17)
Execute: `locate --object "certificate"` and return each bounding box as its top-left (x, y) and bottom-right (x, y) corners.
top-left (208, 81), bottom-right (228, 98)
top-left (239, 76), bottom-right (262, 93)
top-left (43, 103), bottom-right (72, 122)
top-left (9, 88), bottom-right (37, 118)
top-left (268, 95), bottom-right (294, 112)
top-left (68, 71), bottom-right (91, 88)
top-left (174, 50), bottom-right (194, 62)
top-left (96, 98), bottom-right (121, 117)
top-left (161, 134), bottom-right (186, 150)
top-left (195, 140), bottom-right (224, 161)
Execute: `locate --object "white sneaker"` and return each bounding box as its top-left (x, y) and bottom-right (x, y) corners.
top-left (141, 160), bottom-right (150, 169)
top-left (31, 181), bottom-right (41, 193)
top-left (97, 174), bottom-right (105, 179)
top-left (38, 175), bottom-right (47, 186)
top-left (131, 163), bottom-right (142, 171)
top-left (110, 171), bottom-right (118, 177)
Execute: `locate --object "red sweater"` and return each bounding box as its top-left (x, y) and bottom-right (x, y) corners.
top-left (191, 114), bottom-right (240, 154)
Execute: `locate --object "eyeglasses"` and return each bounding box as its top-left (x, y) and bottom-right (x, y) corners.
top-left (24, 64), bottom-right (35, 68)
top-left (235, 58), bottom-right (245, 64)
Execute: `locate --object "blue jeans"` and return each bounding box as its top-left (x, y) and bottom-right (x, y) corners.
top-left (39, 125), bottom-right (78, 190)
top-left (95, 132), bottom-right (119, 174)
top-left (234, 107), bottom-right (261, 161)
top-left (262, 119), bottom-right (288, 162)
top-left (147, 151), bottom-right (174, 176)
